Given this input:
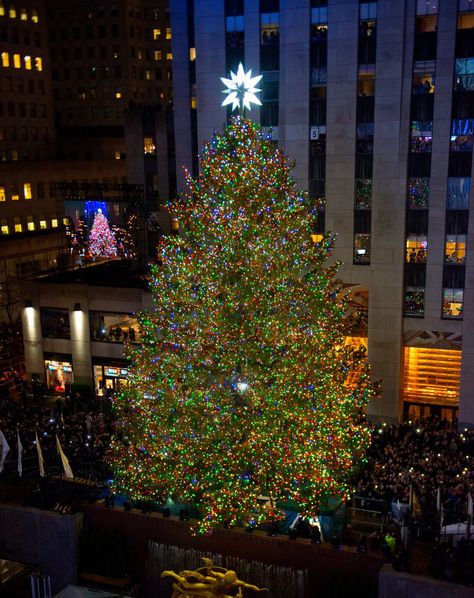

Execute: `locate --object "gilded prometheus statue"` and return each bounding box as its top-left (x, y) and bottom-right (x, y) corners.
top-left (161, 558), bottom-right (268, 597)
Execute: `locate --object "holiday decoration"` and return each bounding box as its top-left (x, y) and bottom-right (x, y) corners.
top-left (110, 115), bottom-right (375, 534)
top-left (89, 208), bottom-right (117, 257)
top-left (221, 63), bottom-right (262, 113)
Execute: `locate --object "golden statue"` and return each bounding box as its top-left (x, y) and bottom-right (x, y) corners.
top-left (161, 558), bottom-right (268, 597)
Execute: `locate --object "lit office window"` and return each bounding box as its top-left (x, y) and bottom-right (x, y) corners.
top-left (165, 27), bottom-right (171, 39)
top-left (115, 89), bottom-right (122, 99)
top-left (14, 218), bottom-right (22, 233)
top-left (11, 186), bottom-right (19, 200)
top-left (154, 50), bottom-right (162, 61)
top-left (31, 8), bottom-right (38, 22)
top-left (9, 6), bottom-right (16, 18)
top-left (143, 136), bottom-right (156, 154)
top-left (166, 53), bottom-right (173, 60)
top-left (24, 183), bottom-right (32, 199)
top-left (35, 57), bottom-right (42, 71)
top-left (153, 28), bottom-right (161, 39)
top-left (27, 216), bottom-right (35, 231)
top-left (13, 53), bottom-right (21, 68)
top-left (51, 217), bottom-right (58, 228)
top-left (189, 47), bottom-right (196, 61)
top-left (39, 218), bottom-right (47, 229)
top-left (0, 186), bottom-right (5, 201)
top-left (0, 3), bottom-right (4, 16)
top-left (445, 235), bottom-right (466, 264)
top-left (20, 7), bottom-right (27, 20)
top-left (1, 52), bottom-right (8, 67)
top-left (442, 288), bottom-right (463, 319)
top-left (0, 221), bottom-right (9, 234)
top-left (24, 55), bottom-right (32, 69)
top-left (406, 235), bottom-right (427, 262)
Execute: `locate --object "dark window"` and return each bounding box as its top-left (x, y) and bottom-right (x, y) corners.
top-left (409, 154), bottom-right (431, 177)
top-left (456, 29), bottom-right (474, 58)
top-left (448, 153), bottom-right (473, 177)
top-left (445, 210), bottom-right (469, 234)
top-left (225, 0), bottom-right (244, 15)
top-left (405, 264), bottom-right (426, 287)
top-left (406, 210), bottom-right (429, 234)
top-left (260, 44), bottom-right (279, 71)
top-left (452, 92), bottom-right (474, 119)
top-left (356, 96), bottom-right (375, 122)
top-left (311, 41), bottom-right (327, 67)
top-left (354, 210), bottom-right (371, 234)
top-left (310, 155), bottom-right (326, 179)
top-left (413, 32), bottom-right (437, 60)
top-left (260, 0), bottom-right (279, 11)
top-left (355, 155), bottom-right (373, 178)
top-left (358, 36), bottom-right (376, 64)
top-left (411, 94), bottom-right (434, 120)
top-left (443, 265), bottom-right (465, 288)
top-left (40, 308), bottom-right (71, 339)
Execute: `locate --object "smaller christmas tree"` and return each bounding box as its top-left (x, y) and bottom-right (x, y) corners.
top-left (89, 208), bottom-right (117, 257)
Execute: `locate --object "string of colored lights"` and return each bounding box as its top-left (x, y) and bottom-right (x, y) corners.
top-left (110, 116), bottom-right (376, 534)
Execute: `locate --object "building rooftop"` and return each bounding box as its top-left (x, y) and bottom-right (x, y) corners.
top-left (38, 259), bottom-right (151, 290)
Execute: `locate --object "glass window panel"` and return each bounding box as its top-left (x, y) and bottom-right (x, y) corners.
top-left (404, 287), bottom-right (425, 316)
top-left (454, 57), bottom-right (474, 91)
top-left (445, 234), bottom-right (466, 263)
top-left (90, 311), bottom-right (141, 343)
top-left (450, 118), bottom-right (474, 152)
top-left (447, 177), bottom-right (470, 209)
top-left (459, 0), bottom-right (474, 11)
top-left (354, 233), bottom-right (371, 264)
top-left (40, 308), bottom-right (71, 339)
top-left (416, 0), bottom-right (438, 15)
top-left (360, 2), bottom-right (377, 19)
top-left (311, 7), bottom-right (327, 24)
top-left (355, 179), bottom-right (372, 209)
top-left (408, 177), bottom-right (430, 208)
top-left (413, 60), bottom-right (435, 94)
top-left (411, 121), bottom-right (432, 152)
top-left (357, 65), bottom-right (375, 96)
top-left (442, 288), bottom-right (463, 319)
top-left (406, 235), bottom-right (427, 262)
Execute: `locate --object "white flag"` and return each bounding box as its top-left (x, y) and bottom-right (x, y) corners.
top-left (468, 492), bottom-right (473, 518)
top-left (17, 430), bottom-right (23, 477)
top-left (56, 435), bottom-right (74, 480)
top-left (0, 429), bottom-right (10, 473)
top-left (35, 430), bottom-right (45, 478)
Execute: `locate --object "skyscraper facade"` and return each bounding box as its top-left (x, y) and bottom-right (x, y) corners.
top-left (170, 0), bottom-right (474, 426)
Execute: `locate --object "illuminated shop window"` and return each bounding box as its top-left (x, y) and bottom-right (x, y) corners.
top-left (445, 235), bottom-right (466, 264)
top-left (24, 55), bottom-right (32, 69)
top-left (404, 287), bottom-right (424, 316)
top-left (0, 186), bottom-right (5, 201)
top-left (143, 136), bottom-right (156, 154)
top-left (442, 288), bottom-right (463, 319)
top-left (24, 183), bottom-right (32, 199)
top-left (31, 8), bottom-right (38, 22)
top-left (406, 235), bottom-right (427, 263)
top-left (89, 311), bottom-right (141, 344)
top-left (35, 57), bottom-right (42, 71)
top-left (13, 53), bottom-right (20, 68)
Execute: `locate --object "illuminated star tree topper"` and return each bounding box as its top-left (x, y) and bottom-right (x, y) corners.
top-left (220, 63), bottom-right (262, 114)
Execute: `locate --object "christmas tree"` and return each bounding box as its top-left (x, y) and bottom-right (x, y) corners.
top-left (89, 209), bottom-right (117, 257)
top-left (110, 116), bottom-right (376, 533)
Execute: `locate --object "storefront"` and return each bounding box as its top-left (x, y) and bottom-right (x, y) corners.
top-left (93, 361), bottom-right (130, 396)
top-left (44, 353), bottom-right (74, 394)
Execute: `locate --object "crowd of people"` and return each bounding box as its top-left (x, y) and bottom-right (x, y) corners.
top-left (0, 392), bottom-right (113, 481)
top-left (355, 417), bottom-right (474, 518)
